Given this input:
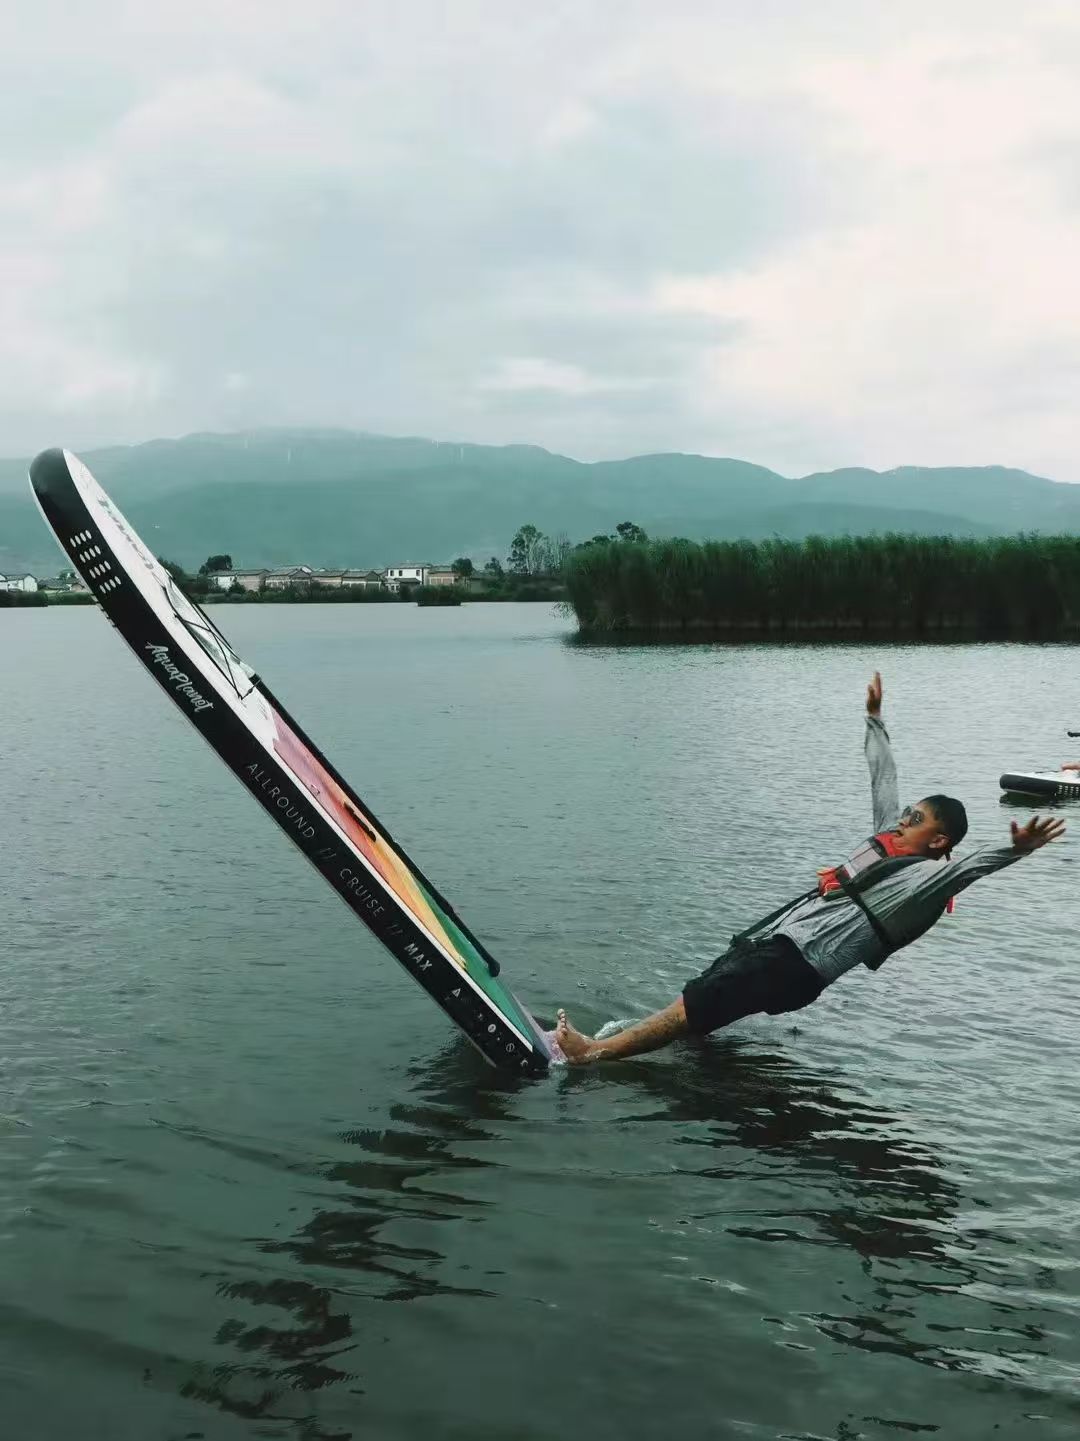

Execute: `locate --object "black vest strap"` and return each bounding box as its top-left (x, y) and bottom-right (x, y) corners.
top-left (834, 869), bottom-right (896, 964)
top-left (835, 855), bottom-right (929, 968)
top-left (731, 885), bottom-right (818, 947)
top-left (731, 853), bottom-right (926, 963)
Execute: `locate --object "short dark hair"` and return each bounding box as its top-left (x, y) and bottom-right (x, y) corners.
top-left (922, 794), bottom-right (968, 849)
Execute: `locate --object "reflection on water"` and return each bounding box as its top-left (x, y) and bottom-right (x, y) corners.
top-left (176, 1045), bottom-right (520, 1428)
top-left (179, 1035), bottom-right (1062, 1435)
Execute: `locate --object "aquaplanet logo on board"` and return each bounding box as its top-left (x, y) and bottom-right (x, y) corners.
top-left (144, 643), bottom-right (215, 713)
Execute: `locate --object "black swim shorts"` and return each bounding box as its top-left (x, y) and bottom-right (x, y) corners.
top-left (682, 934), bottom-right (824, 1036)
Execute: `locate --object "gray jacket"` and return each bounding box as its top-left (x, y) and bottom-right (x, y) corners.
top-left (766, 712), bottom-right (1022, 984)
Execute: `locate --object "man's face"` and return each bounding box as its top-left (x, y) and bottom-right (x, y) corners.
top-left (894, 800), bottom-right (948, 857)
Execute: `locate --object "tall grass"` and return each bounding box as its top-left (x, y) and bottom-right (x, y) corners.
top-left (564, 534), bottom-right (1080, 637)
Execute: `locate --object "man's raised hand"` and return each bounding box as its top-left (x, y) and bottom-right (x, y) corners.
top-left (866, 671), bottom-right (883, 717)
top-left (1010, 816), bottom-right (1067, 853)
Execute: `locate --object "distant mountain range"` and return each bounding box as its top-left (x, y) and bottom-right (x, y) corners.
top-left (3, 428), bottom-right (1079, 576)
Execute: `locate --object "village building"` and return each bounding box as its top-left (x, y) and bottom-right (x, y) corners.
top-left (207, 566), bottom-right (384, 593)
top-left (341, 569), bottom-right (385, 590)
top-left (0, 573), bottom-right (39, 592)
top-left (264, 566), bottom-right (315, 590)
top-left (301, 568), bottom-right (387, 590)
top-left (424, 565), bottom-right (459, 588)
top-left (40, 570), bottom-right (86, 592)
top-left (211, 569), bottom-right (268, 592)
top-left (383, 564), bottom-right (430, 592)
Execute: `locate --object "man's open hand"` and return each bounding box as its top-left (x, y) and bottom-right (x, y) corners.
top-left (866, 671), bottom-right (883, 716)
top-left (1011, 816), bottom-right (1067, 853)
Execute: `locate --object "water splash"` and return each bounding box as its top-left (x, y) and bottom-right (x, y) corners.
top-left (595, 1018), bottom-right (636, 1040)
top-left (543, 1032), bottom-right (568, 1066)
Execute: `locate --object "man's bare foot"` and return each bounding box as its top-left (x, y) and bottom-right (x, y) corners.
top-left (555, 1008), bottom-right (600, 1064)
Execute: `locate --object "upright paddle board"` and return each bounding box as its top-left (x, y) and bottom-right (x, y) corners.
top-left (30, 448), bottom-right (551, 1074)
top-left (999, 770), bottom-right (1080, 801)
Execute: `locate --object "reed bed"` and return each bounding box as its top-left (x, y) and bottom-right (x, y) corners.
top-left (564, 534), bottom-right (1080, 638)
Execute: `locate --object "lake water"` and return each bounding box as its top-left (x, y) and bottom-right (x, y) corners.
top-left (4, 603), bottom-right (1080, 1441)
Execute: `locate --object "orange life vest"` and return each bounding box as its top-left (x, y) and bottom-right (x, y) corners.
top-left (818, 831), bottom-right (954, 914)
top-left (818, 832), bottom-right (909, 895)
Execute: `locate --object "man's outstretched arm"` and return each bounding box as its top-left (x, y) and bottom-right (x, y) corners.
top-left (865, 671), bottom-right (900, 833)
top-left (881, 815), bottom-right (1066, 920)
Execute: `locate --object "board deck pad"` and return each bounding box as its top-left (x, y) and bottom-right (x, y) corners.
top-left (30, 448), bottom-right (551, 1074)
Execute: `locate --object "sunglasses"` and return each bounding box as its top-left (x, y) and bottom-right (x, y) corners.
top-left (899, 806), bottom-right (927, 827)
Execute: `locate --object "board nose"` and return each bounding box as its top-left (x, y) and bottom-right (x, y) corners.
top-left (28, 447), bottom-right (70, 501)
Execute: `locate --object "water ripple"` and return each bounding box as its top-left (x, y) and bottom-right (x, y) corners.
top-left (5, 610), bottom-right (1080, 1439)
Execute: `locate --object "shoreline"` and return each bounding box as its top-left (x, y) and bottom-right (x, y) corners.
top-left (2, 589), bottom-right (566, 609)
top-left (571, 624), bottom-right (1080, 645)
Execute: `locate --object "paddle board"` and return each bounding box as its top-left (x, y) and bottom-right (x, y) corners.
top-left (30, 448), bottom-right (551, 1074)
top-left (999, 770), bottom-right (1080, 801)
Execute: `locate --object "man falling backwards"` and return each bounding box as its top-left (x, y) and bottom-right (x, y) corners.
top-left (555, 672), bottom-right (1065, 1064)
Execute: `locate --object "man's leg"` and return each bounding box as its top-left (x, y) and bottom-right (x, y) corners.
top-left (555, 998), bottom-right (688, 1064)
top-left (553, 936), bottom-right (822, 1066)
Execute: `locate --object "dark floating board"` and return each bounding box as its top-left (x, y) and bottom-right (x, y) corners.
top-left (999, 771), bottom-right (1080, 801)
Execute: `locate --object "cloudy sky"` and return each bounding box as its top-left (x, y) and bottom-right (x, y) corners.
top-left (4, 1), bottom-right (1080, 478)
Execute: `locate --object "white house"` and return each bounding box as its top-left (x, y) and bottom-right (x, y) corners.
top-left (0, 573), bottom-right (39, 593)
top-left (383, 564), bottom-right (429, 592)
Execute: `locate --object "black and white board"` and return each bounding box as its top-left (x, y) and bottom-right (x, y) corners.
top-left (30, 448), bottom-right (552, 1075)
top-left (999, 770), bottom-right (1080, 801)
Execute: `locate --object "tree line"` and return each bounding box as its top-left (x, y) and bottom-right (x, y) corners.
top-left (17, 528), bottom-right (1080, 635)
top-left (148, 521), bottom-right (646, 599)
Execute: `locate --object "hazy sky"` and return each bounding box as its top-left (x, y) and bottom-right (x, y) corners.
top-left (4, 1), bottom-right (1080, 477)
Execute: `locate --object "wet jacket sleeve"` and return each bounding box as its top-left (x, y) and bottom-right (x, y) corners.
top-left (858, 842), bottom-right (1026, 969)
top-left (865, 713), bottom-right (899, 833)
top-left (900, 844), bottom-right (1024, 913)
